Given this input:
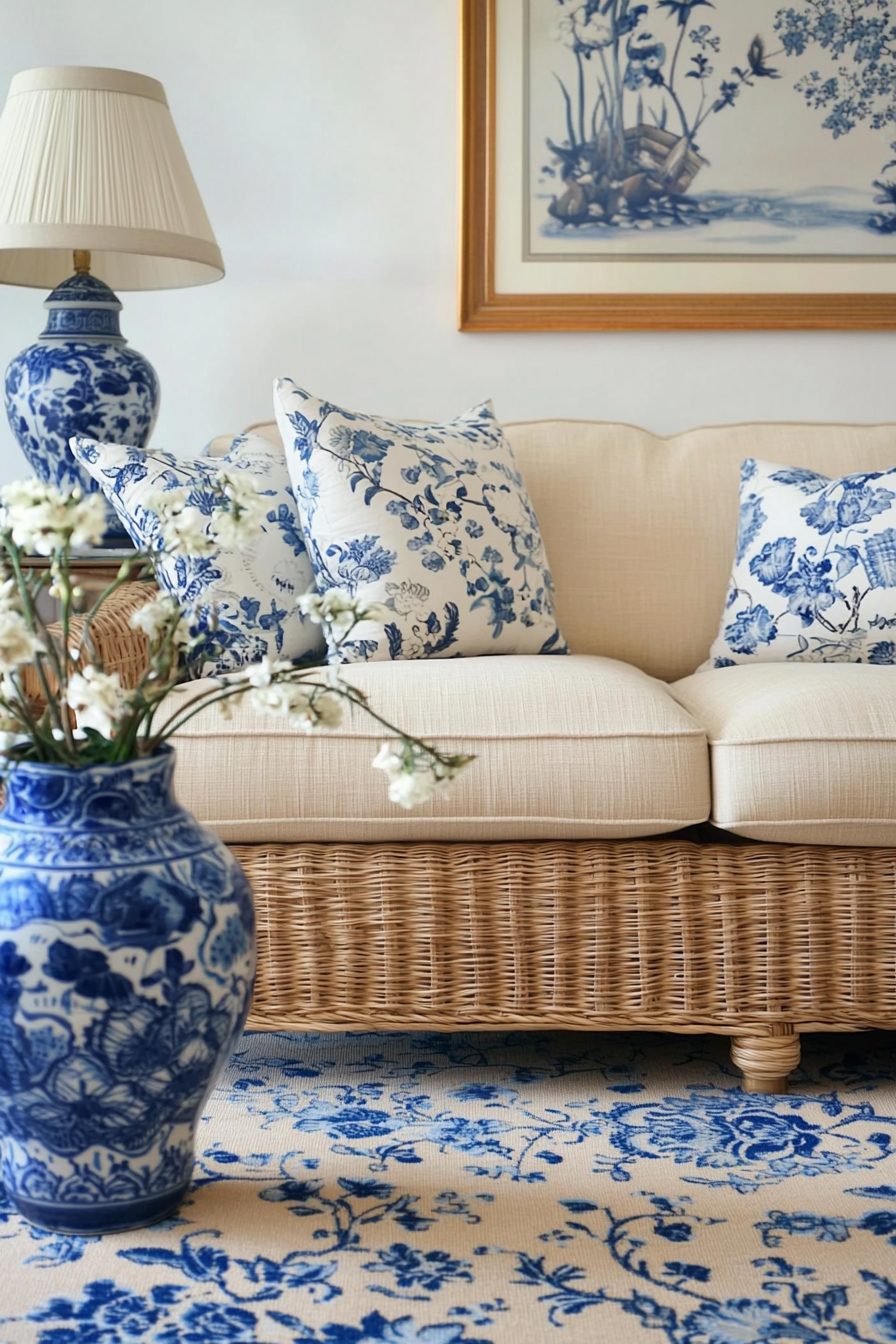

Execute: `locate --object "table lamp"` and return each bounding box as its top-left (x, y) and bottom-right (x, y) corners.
top-left (0, 66), bottom-right (223, 539)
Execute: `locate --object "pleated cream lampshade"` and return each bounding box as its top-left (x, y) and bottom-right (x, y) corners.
top-left (0, 66), bottom-right (223, 289)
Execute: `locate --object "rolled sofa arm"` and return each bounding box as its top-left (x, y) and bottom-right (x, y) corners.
top-left (22, 579), bottom-right (158, 699)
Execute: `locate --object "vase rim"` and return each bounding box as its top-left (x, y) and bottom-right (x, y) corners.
top-left (3, 743), bottom-right (173, 777)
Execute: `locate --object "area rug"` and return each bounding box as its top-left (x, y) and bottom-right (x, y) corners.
top-left (2, 1028), bottom-right (896, 1344)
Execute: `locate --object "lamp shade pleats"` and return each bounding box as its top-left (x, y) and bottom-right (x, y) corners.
top-left (0, 66), bottom-right (223, 290)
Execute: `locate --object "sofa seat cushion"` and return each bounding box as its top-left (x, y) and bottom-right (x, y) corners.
top-left (167, 655), bottom-right (709, 843)
top-left (671, 664), bottom-right (896, 845)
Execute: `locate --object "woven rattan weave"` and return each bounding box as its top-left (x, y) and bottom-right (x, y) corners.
top-left (21, 578), bottom-right (153, 700)
top-left (233, 838), bottom-right (896, 1092)
top-left (53, 582), bottom-right (896, 1094)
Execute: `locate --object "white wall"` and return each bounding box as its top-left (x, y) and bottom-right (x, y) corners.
top-left (0, 0), bottom-right (893, 487)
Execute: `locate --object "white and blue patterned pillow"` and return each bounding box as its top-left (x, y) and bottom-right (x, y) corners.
top-left (71, 433), bottom-right (325, 674)
top-left (706, 456), bottom-right (896, 668)
top-left (272, 380), bottom-right (567, 662)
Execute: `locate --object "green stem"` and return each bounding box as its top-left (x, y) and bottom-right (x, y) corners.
top-left (51, 555), bottom-right (79, 756)
top-left (77, 555), bottom-right (153, 663)
top-left (0, 680), bottom-right (56, 762)
top-left (7, 546), bottom-right (69, 742)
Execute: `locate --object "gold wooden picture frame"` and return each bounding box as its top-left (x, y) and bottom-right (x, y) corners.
top-left (459, 0), bottom-right (896, 331)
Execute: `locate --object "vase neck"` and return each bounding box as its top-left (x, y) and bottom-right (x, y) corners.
top-left (1, 751), bottom-right (179, 829)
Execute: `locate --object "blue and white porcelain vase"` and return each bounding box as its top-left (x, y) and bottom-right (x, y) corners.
top-left (4, 271), bottom-right (160, 542)
top-left (0, 748), bottom-right (255, 1234)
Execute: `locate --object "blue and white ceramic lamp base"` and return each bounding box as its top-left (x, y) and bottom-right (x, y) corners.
top-left (4, 271), bottom-right (159, 542)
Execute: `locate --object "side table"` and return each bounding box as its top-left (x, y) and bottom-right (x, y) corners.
top-left (26, 546), bottom-right (140, 620)
top-left (21, 549), bottom-right (154, 690)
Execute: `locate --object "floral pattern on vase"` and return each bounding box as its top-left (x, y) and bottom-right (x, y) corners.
top-left (4, 273), bottom-right (160, 542)
top-left (273, 380), bottom-right (567, 663)
top-left (0, 748), bottom-right (255, 1235)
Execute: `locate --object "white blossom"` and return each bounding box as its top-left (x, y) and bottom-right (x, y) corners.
top-left (69, 493), bottom-right (108, 548)
top-left (209, 471), bottom-right (266, 548)
top-left (387, 768), bottom-right (440, 809)
top-left (243, 655), bottom-right (294, 689)
top-left (66, 665), bottom-right (130, 738)
top-left (371, 741), bottom-right (471, 808)
top-left (0, 576), bottom-right (20, 611)
top-left (371, 743), bottom-right (439, 809)
top-left (147, 470), bottom-right (266, 558)
top-left (152, 495), bottom-right (218, 557)
top-left (299, 589), bottom-right (388, 641)
top-left (0, 609), bottom-right (44, 672)
top-left (248, 681), bottom-right (310, 718)
top-left (209, 509), bottom-right (256, 549)
top-left (0, 479), bottom-right (105, 555)
top-left (288, 689), bottom-right (344, 733)
top-left (372, 743), bottom-right (406, 778)
top-left (129, 593), bottom-right (183, 643)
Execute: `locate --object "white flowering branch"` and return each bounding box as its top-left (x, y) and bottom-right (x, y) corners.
top-left (0, 476), bottom-right (473, 809)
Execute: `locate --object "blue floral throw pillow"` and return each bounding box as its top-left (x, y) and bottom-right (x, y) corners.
top-left (273, 380), bottom-right (567, 662)
top-left (706, 456), bottom-right (896, 668)
top-left (71, 434), bottom-right (325, 674)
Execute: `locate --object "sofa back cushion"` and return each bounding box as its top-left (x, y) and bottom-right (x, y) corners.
top-left (227, 418), bottom-right (896, 682)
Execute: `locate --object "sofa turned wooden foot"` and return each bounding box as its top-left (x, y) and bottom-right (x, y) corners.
top-left (730, 1031), bottom-right (801, 1094)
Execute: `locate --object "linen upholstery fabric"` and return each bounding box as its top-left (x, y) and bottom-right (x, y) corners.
top-left (166, 655), bottom-right (710, 842)
top-left (705, 458), bottom-right (896, 667)
top-left (71, 433), bottom-right (325, 673)
top-left (671, 663), bottom-right (896, 845)
top-left (272, 380), bottom-right (567, 662)
top-left (255, 415), bottom-right (896, 681)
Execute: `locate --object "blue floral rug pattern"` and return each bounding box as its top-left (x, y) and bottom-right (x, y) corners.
top-left (2, 1028), bottom-right (896, 1343)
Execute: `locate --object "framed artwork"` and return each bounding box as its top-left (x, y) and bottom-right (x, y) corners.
top-left (459, 0), bottom-right (896, 329)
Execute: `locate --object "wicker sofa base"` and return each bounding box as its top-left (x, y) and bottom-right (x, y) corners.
top-left (233, 835), bottom-right (896, 1093)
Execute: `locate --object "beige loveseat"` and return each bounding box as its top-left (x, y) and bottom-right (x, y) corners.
top-left (120, 417), bottom-right (896, 1094)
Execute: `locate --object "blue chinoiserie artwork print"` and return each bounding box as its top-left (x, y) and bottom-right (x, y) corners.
top-left (71, 433), bottom-right (325, 674)
top-left (706, 458), bottom-right (896, 666)
top-left (273, 381), bottom-right (567, 663)
top-left (527, 0), bottom-right (896, 254)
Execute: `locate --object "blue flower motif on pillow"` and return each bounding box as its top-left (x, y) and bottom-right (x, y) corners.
top-left (273, 381), bottom-right (568, 662)
top-left (706, 457), bottom-right (896, 667)
top-left (71, 434), bottom-right (324, 674)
